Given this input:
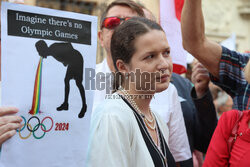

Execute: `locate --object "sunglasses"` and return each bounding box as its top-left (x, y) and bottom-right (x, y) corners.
top-left (101, 17), bottom-right (131, 29)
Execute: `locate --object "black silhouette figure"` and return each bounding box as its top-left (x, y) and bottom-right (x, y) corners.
top-left (35, 40), bottom-right (87, 118)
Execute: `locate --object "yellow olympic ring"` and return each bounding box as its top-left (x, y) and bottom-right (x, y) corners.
top-left (19, 124), bottom-right (32, 140)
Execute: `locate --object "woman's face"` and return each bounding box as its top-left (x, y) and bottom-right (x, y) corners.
top-left (125, 29), bottom-right (172, 93)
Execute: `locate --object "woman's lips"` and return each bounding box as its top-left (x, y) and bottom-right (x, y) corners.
top-left (156, 74), bottom-right (169, 82)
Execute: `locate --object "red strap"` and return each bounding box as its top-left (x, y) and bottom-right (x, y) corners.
top-left (227, 111), bottom-right (244, 153)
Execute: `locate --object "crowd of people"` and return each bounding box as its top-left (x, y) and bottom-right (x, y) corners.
top-left (0, 0), bottom-right (249, 167)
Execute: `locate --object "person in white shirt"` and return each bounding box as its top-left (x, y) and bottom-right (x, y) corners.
top-left (92, 0), bottom-right (191, 164)
top-left (87, 16), bottom-right (178, 167)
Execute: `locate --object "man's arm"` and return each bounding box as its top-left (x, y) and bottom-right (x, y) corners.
top-left (191, 62), bottom-right (217, 152)
top-left (181, 0), bottom-right (222, 78)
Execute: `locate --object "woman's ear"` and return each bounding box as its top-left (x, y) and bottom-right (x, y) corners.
top-left (116, 59), bottom-right (129, 74)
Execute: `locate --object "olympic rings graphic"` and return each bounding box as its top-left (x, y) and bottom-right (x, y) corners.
top-left (18, 116), bottom-right (54, 140)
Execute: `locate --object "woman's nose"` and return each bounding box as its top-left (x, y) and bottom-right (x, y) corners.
top-left (157, 54), bottom-right (171, 70)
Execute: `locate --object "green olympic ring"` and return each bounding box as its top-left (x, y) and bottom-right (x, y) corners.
top-left (33, 123), bottom-right (46, 139)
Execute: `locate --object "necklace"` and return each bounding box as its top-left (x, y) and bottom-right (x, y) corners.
top-left (144, 115), bottom-right (156, 130)
top-left (118, 87), bottom-right (168, 166)
top-left (145, 111), bottom-right (154, 123)
top-left (118, 86), bottom-right (156, 130)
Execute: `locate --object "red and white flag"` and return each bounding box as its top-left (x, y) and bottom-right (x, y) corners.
top-left (159, 0), bottom-right (187, 74)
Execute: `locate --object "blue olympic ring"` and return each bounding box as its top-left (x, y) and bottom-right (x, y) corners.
top-left (16, 116), bottom-right (26, 132)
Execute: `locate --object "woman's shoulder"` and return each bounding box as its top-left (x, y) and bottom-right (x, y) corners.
top-left (220, 110), bottom-right (242, 123)
top-left (92, 93), bottom-right (134, 125)
top-left (94, 93), bottom-right (126, 114)
top-left (218, 110), bottom-right (244, 135)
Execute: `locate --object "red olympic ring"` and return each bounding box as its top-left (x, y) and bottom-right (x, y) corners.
top-left (41, 116), bottom-right (54, 132)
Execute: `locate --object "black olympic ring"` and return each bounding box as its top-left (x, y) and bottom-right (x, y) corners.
top-left (27, 116), bottom-right (40, 132)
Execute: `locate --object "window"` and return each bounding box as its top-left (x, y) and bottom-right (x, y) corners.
top-left (36, 0), bottom-right (96, 15)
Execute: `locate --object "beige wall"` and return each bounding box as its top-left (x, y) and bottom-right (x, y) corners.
top-left (135, 0), bottom-right (160, 21)
top-left (203, 0), bottom-right (250, 52)
top-left (23, 0), bottom-right (35, 6)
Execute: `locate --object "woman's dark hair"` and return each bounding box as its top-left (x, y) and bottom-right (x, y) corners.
top-left (111, 17), bottom-right (164, 91)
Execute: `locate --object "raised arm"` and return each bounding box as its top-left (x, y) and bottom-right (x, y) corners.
top-left (191, 61), bottom-right (217, 152)
top-left (181, 0), bottom-right (222, 78)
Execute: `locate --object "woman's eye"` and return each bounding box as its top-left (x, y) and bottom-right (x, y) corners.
top-left (145, 54), bottom-right (154, 59)
top-left (163, 51), bottom-right (170, 57)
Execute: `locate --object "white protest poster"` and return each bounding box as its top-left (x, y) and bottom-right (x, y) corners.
top-left (0, 2), bottom-right (97, 167)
